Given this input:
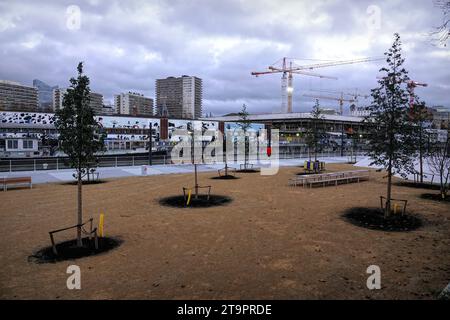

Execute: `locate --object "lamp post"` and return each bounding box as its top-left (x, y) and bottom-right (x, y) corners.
top-left (189, 126), bottom-right (199, 199)
top-left (148, 121), bottom-right (153, 166)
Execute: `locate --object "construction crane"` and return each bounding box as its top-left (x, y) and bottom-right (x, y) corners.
top-left (406, 80), bottom-right (428, 109)
top-left (376, 76), bottom-right (428, 110)
top-left (308, 88), bottom-right (370, 112)
top-left (251, 57), bottom-right (382, 113)
top-left (303, 93), bottom-right (356, 115)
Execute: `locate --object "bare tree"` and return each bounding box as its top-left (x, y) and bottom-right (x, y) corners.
top-left (427, 136), bottom-right (450, 199)
top-left (430, 0), bottom-right (450, 46)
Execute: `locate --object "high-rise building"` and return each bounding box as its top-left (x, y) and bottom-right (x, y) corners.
top-left (114, 92), bottom-right (153, 116)
top-left (89, 92), bottom-right (104, 115)
top-left (33, 79), bottom-right (58, 112)
top-left (155, 75), bottom-right (202, 119)
top-left (0, 80), bottom-right (39, 112)
top-left (53, 88), bottom-right (104, 115)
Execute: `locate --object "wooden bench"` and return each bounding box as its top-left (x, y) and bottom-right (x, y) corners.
top-left (1, 176), bottom-right (32, 191)
top-left (289, 170), bottom-right (370, 188)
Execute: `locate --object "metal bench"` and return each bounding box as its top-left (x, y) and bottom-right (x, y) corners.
top-left (1, 176), bottom-right (32, 191)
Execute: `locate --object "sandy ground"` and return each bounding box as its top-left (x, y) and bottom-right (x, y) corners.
top-left (0, 163), bottom-right (449, 299)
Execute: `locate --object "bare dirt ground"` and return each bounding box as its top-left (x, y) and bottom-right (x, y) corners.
top-left (0, 164), bottom-right (449, 299)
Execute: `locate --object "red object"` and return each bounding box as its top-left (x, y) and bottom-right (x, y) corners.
top-left (267, 146), bottom-right (272, 157)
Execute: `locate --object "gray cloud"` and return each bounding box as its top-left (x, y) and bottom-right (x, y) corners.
top-left (0, 0), bottom-right (448, 115)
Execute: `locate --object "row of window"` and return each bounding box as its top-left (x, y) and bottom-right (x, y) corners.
top-left (6, 140), bottom-right (34, 149)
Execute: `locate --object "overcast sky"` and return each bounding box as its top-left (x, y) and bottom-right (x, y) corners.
top-left (0, 0), bottom-right (449, 115)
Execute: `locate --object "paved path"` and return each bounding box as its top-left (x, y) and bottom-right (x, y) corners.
top-left (0, 156), bottom-right (358, 185)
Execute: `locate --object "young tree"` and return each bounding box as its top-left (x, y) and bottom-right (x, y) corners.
top-left (55, 62), bottom-right (105, 247)
top-left (410, 99), bottom-right (432, 183)
top-left (305, 99), bottom-right (325, 164)
top-left (223, 124), bottom-right (230, 176)
top-left (237, 104), bottom-right (251, 170)
top-left (428, 136), bottom-right (450, 199)
top-left (365, 33), bottom-right (417, 218)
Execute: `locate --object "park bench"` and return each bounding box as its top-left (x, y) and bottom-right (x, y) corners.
top-left (288, 170), bottom-right (370, 188)
top-left (240, 163), bottom-right (254, 170)
top-left (1, 176), bottom-right (32, 191)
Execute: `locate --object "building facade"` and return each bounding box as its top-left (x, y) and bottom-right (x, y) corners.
top-left (0, 80), bottom-right (39, 112)
top-left (33, 79), bottom-right (58, 112)
top-left (430, 106), bottom-right (450, 130)
top-left (155, 75), bottom-right (202, 119)
top-left (53, 88), bottom-right (104, 115)
top-left (114, 92), bottom-right (153, 116)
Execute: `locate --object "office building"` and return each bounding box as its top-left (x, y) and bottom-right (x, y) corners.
top-left (155, 75), bottom-right (202, 119)
top-left (33, 79), bottom-right (58, 112)
top-left (0, 80), bottom-right (39, 112)
top-left (114, 92), bottom-right (153, 116)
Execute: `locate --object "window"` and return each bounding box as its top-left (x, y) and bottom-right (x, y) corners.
top-left (7, 140), bottom-right (18, 149)
top-left (23, 140), bottom-right (33, 149)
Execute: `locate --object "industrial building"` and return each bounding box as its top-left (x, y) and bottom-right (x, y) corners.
top-left (0, 80), bottom-right (39, 112)
top-left (114, 92), bottom-right (153, 116)
top-left (155, 75), bottom-right (202, 119)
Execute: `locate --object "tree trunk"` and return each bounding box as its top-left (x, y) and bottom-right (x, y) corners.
top-left (417, 126), bottom-right (423, 183)
top-left (194, 164), bottom-right (198, 199)
top-left (385, 162), bottom-right (392, 219)
top-left (244, 136), bottom-right (249, 170)
top-left (77, 170), bottom-right (83, 247)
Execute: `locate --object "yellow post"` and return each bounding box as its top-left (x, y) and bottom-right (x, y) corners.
top-left (99, 213), bottom-right (104, 237)
top-left (186, 189), bottom-right (192, 206)
top-left (393, 204), bottom-right (399, 215)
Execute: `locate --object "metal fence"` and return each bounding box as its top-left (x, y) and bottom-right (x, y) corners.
top-left (0, 155), bottom-right (168, 172)
top-left (0, 150), bottom-right (366, 173)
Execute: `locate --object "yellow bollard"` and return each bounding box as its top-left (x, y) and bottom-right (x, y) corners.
top-left (98, 213), bottom-right (104, 237)
top-left (393, 204), bottom-right (399, 215)
top-left (186, 189), bottom-right (192, 206)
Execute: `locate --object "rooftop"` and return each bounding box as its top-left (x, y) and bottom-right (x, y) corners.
top-left (202, 112), bottom-right (365, 123)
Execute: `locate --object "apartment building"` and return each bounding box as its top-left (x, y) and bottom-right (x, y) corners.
top-left (155, 75), bottom-right (202, 119)
top-left (0, 80), bottom-right (39, 112)
top-left (53, 88), bottom-right (104, 115)
top-left (114, 92), bottom-right (153, 116)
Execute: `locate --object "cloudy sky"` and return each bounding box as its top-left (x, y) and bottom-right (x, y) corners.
top-left (0, 0), bottom-right (449, 115)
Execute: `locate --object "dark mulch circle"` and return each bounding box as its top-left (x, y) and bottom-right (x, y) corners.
top-left (420, 193), bottom-right (450, 203)
top-left (159, 194), bottom-right (233, 208)
top-left (237, 169), bottom-right (260, 173)
top-left (62, 180), bottom-right (108, 186)
top-left (342, 207), bottom-right (423, 232)
top-left (28, 237), bottom-right (122, 264)
top-left (395, 181), bottom-right (440, 190)
top-left (211, 175), bottom-right (239, 180)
